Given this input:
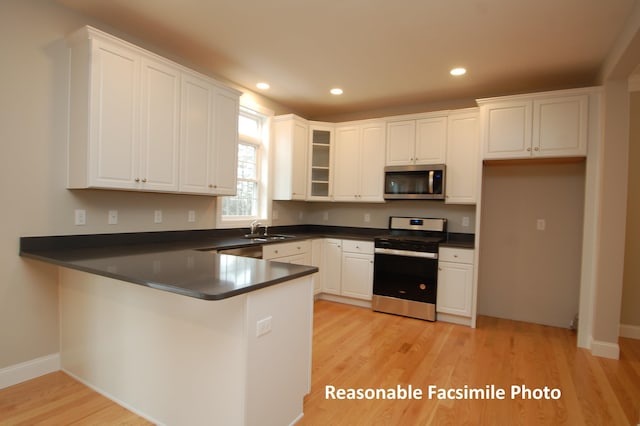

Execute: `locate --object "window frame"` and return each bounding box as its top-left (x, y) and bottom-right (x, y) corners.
top-left (216, 102), bottom-right (272, 229)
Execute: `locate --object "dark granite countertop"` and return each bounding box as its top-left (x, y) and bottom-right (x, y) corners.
top-left (19, 225), bottom-right (474, 301)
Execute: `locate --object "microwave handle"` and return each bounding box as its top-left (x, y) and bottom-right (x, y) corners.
top-left (428, 170), bottom-right (434, 194)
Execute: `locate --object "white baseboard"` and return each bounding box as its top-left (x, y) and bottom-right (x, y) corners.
top-left (590, 339), bottom-right (620, 359)
top-left (620, 323), bottom-right (640, 339)
top-left (0, 353), bottom-right (60, 389)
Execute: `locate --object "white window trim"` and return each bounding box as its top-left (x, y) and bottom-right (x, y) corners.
top-left (216, 99), bottom-right (273, 229)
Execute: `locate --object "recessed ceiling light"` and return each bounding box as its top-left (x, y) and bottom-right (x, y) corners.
top-left (450, 67), bottom-right (467, 76)
top-left (256, 82), bottom-right (270, 90)
top-left (330, 88), bottom-right (343, 95)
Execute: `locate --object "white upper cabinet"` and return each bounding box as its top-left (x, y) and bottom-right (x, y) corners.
top-left (445, 109), bottom-right (479, 204)
top-left (273, 114), bottom-right (308, 200)
top-left (67, 26), bottom-right (240, 195)
top-left (479, 90), bottom-right (589, 160)
top-left (139, 56), bottom-right (181, 192)
top-left (210, 86), bottom-right (240, 195)
top-left (308, 124), bottom-right (335, 201)
top-left (68, 32), bottom-right (140, 190)
top-left (333, 121), bottom-right (385, 202)
top-left (179, 72), bottom-right (239, 195)
top-left (386, 114), bottom-right (447, 166)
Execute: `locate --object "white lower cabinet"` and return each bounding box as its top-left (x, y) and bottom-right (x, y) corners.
top-left (262, 240), bottom-right (312, 265)
top-left (340, 240), bottom-right (374, 300)
top-left (437, 247), bottom-right (474, 317)
top-left (320, 239), bottom-right (373, 301)
top-left (321, 239), bottom-right (343, 295)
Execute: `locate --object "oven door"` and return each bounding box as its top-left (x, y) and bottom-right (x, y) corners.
top-left (372, 248), bottom-right (438, 320)
top-left (373, 248), bottom-right (438, 302)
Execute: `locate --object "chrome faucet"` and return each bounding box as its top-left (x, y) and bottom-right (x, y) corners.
top-left (249, 220), bottom-right (262, 235)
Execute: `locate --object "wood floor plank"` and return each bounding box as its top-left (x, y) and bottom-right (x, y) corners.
top-left (0, 301), bottom-right (638, 425)
top-left (299, 301), bottom-right (640, 426)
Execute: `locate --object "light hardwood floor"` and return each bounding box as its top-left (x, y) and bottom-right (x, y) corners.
top-left (1, 300), bottom-right (639, 425)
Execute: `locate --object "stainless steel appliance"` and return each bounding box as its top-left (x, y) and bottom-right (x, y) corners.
top-left (372, 217), bottom-right (447, 321)
top-left (384, 164), bottom-right (445, 200)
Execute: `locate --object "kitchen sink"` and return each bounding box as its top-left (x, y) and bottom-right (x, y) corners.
top-left (243, 234), bottom-right (296, 242)
top-left (217, 245), bottom-right (263, 258)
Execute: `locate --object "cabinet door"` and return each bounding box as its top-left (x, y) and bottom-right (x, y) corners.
top-left (446, 111), bottom-right (479, 204)
top-left (533, 95), bottom-right (588, 157)
top-left (291, 120), bottom-right (309, 199)
top-left (322, 239), bottom-right (342, 295)
top-left (437, 261), bottom-right (473, 316)
top-left (89, 39), bottom-right (140, 189)
top-left (179, 72), bottom-right (215, 194)
top-left (311, 239), bottom-right (324, 294)
top-left (308, 125), bottom-right (334, 200)
top-left (333, 126), bottom-right (360, 201)
top-left (139, 56), bottom-right (180, 192)
top-left (210, 87), bottom-right (239, 195)
top-left (386, 120), bottom-right (415, 166)
top-left (341, 252), bottom-right (373, 300)
top-left (481, 100), bottom-right (532, 159)
top-left (273, 116), bottom-right (308, 200)
top-left (358, 123), bottom-right (386, 202)
top-left (415, 116), bottom-right (447, 164)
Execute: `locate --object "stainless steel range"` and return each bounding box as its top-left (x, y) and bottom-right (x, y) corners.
top-left (372, 217), bottom-right (447, 321)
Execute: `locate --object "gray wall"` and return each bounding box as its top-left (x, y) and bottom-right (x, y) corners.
top-left (477, 162), bottom-right (586, 328)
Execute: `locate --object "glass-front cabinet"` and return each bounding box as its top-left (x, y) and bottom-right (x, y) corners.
top-left (308, 124), bottom-right (334, 200)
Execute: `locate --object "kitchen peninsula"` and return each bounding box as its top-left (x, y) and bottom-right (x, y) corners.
top-left (20, 231), bottom-right (318, 426)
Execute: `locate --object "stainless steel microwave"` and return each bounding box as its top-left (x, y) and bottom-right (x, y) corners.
top-left (383, 165), bottom-right (446, 200)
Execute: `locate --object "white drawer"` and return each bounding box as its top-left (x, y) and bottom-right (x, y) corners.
top-left (341, 239), bottom-right (374, 255)
top-left (439, 247), bottom-right (474, 264)
top-left (263, 240), bottom-right (311, 260)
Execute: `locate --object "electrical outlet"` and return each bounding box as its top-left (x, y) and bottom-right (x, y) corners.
top-left (273, 209), bottom-right (279, 220)
top-left (108, 210), bottom-right (118, 225)
top-left (187, 210), bottom-right (196, 223)
top-left (364, 213), bottom-right (371, 223)
top-left (154, 210), bottom-right (163, 223)
top-left (462, 216), bottom-right (470, 227)
top-left (256, 316), bottom-right (272, 337)
top-left (323, 211), bottom-right (329, 221)
top-left (536, 219), bottom-right (546, 231)
top-left (74, 209), bottom-right (86, 226)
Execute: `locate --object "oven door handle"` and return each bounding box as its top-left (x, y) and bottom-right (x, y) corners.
top-left (374, 248), bottom-right (438, 259)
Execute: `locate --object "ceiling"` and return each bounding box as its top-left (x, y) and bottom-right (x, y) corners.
top-left (56, 0), bottom-right (636, 120)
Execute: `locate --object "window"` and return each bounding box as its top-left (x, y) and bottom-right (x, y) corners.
top-left (218, 105), bottom-right (270, 227)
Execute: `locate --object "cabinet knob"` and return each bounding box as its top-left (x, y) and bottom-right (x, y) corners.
top-left (527, 147), bottom-right (532, 152)
top-left (142, 178), bottom-right (147, 183)
top-left (209, 184), bottom-right (214, 188)
top-left (534, 147), bottom-right (540, 151)
top-left (275, 250), bottom-right (279, 254)
top-left (135, 178), bottom-right (140, 183)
